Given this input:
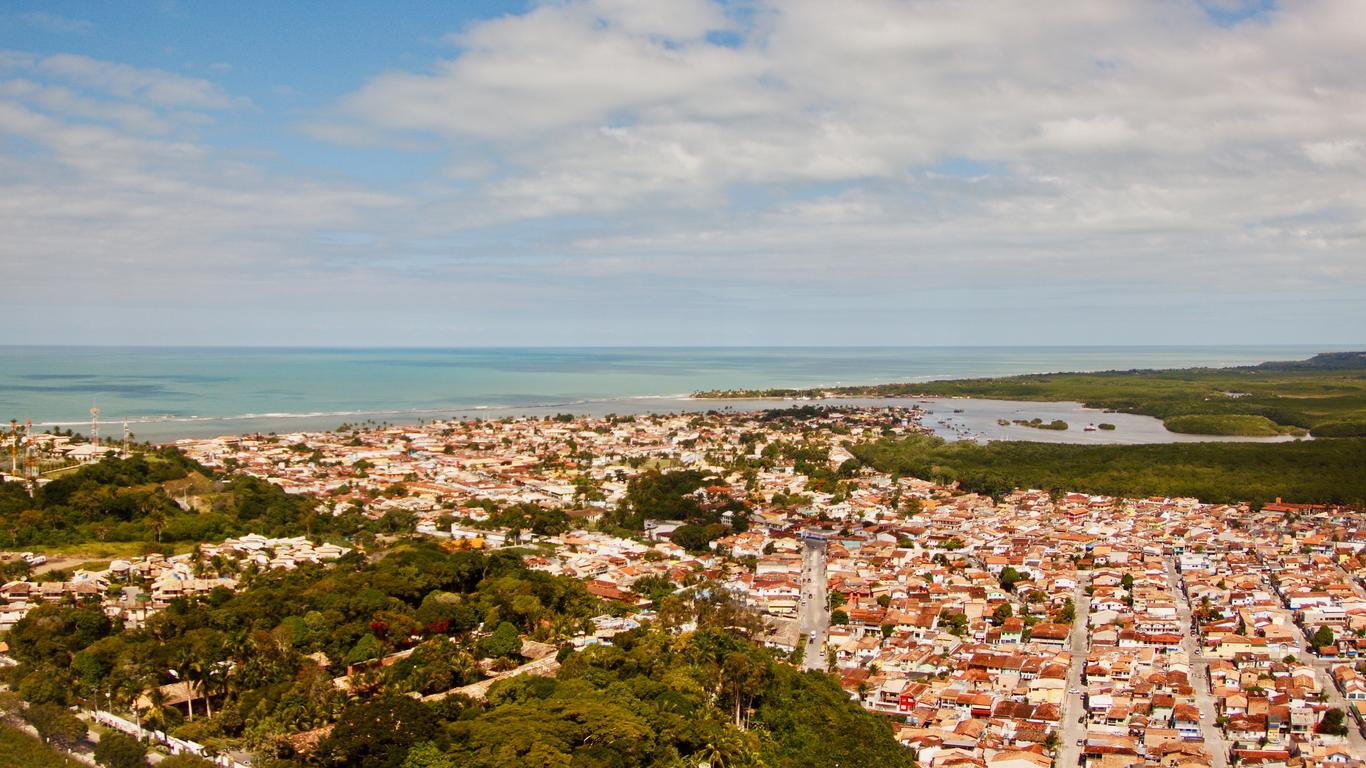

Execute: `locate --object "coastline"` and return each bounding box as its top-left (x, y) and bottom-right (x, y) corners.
top-left (7, 345), bottom-right (1354, 443)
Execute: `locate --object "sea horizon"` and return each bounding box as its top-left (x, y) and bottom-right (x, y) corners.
top-left (1, 344), bottom-right (1349, 442)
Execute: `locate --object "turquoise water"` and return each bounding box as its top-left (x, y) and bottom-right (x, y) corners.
top-left (0, 346), bottom-right (1333, 441)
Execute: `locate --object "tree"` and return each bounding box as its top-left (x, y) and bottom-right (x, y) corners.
top-left (159, 757), bottom-right (216, 768)
top-left (1320, 708), bottom-right (1348, 736)
top-left (992, 603), bottom-right (1013, 625)
top-left (999, 567), bottom-right (1024, 591)
top-left (93, 731), bottom-right (147, 768)
top-left (480, 621), bottom-right (523, 659)
top-left (830, 609), bottom-right (849, 625)
top-left (315, 695), bottom-right (440, 768)
top-left (25, 703), bottom-right (87, 749)
top-left (346, 633), bottom-right (384, 665)
top-left (1055, 598), bottom-right (1076, 625)
top-left (1312, 625), bottom-right (1335, 649)
top-left (940, 610), bottom-right (968, 637)
top-left (402, 742), bottom-right (456, 768)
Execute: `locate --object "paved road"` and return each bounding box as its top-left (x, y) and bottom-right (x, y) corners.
top-left (1284, 615), bottom-right (1366, 753)
top-left (1166, 557), bottom-right (1228, 768)
top-left (1056, 573), bottom-right (1092, 767)
top-left (798, 538), bottom-right (829, 672)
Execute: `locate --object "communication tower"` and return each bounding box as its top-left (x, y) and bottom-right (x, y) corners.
top-left (123, 417), bottom-right (131, 457)
top-left (90, 406), bottom-right (100, 445)
top-left (23, 419), bottom-right (38, 492)
top-left (7, 419), bottom-right (16, 476)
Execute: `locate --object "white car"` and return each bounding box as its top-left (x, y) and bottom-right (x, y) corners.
top-left (1068, 688), bottom-right (1080, 695)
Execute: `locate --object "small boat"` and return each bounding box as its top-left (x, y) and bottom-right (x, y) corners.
top-left (1083, 424), bottom-right (1098, 432)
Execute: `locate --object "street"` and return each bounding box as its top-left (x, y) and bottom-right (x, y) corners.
top-left (799, 537), bottom-right (829, 672)
top-left (1055, 573), bottom-right (1090, 768)
top-left (1166, 557), bottom-right (1228, 768)
top-left (1283, 610), bottom-right (1366, 754)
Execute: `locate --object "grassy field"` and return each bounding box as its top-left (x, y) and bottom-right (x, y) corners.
top-left (0, 725), bottom-right (83, 768)
top-left (697, 352), bottom-right (1366, 437)
top-left (17, 541), bottom-right (195, 559)
top-left (851, 434), bottom-right (1366, 506)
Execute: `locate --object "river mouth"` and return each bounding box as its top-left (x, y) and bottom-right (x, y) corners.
top-left (905, 397), bottom-right (1307, 444)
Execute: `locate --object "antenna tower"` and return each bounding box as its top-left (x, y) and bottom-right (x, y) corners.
top-left (90, 406), bottom-right (100, 445)
top-left (23, 419), bottom-right (38, 492)
top-left (123, 417), bottom-right (131, 456)
top-left (7, 419), bottom-right (16, 476)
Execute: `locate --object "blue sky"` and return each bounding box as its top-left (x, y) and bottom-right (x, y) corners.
top-left (2, 0), bottom-right (1364, 346)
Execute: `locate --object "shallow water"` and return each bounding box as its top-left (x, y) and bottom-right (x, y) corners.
top-left (0, 345), bottom-right (1331, 442)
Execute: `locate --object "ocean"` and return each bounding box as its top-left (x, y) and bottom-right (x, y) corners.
top-left (0, 345), bottom-right (1332, 443)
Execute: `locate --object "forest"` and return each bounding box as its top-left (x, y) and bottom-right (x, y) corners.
top-left (1, 537), bottom-right (911, 768)
top-left (850, 433), bottom-right (1366, 505)
top-left (695, 351), bottom-right (1366, 437)
top-left (0, 450), bottom-right (383, 551)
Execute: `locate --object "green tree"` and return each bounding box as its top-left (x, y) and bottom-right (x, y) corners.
top-left (992, 603), bottom-right (1013, 625)
top-left (93, 731), bottom-right (146, 768)
top-left (25, 704), bottom-right (87, 750)
top-left (401, 742), bottom-right (456, 768)
top-left (1320, 708), bottom-right (1348, 736)
top-left (158, 756), bottom-right (217, 768)
top-left (346, 633), bottom-right (384, 665)
top-left (314, 695), bottom-right (439, 768)
top-left (480, 621), bottom-right (523, 659)
top-left (1312, 625), bottom-right (1335, 649)
top-left (1055, 599), bottom-right (1076, 624)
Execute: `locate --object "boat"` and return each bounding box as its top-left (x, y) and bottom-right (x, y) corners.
top-left (1083, 424), bottom-right (1098, 432)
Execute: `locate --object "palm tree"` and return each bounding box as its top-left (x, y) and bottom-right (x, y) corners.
top-left (141, 494), bottom-right (169, 544)
top-left (142, 684), bottom-right (170, 733)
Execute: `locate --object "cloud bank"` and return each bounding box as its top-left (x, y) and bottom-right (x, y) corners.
top-left (1, 1), bottom-right (1364, 345)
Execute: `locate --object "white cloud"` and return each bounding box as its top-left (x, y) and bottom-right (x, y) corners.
top-left (4, 2), bottom-right (1366, 344)
top-left (16, 11), bottom-right (94, 35)
top-left (24, 53), bottom-right (243, 109)
top-left (1304, 140), bottom-right (1365, 169)
top-left (300, 0), bottom-right (1366, 303)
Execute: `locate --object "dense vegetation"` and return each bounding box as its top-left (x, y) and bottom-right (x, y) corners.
top-left (850, 434), bottom-right (1366, 505)
top-left (604, 469), bottom-right (750, 551)
top-left (0, 451), bottom-right (385, 551)
top-left (1, 535), bottom-right (911, 768)
top-left (2, 542), bottom-right (601, 750)
top-left (429, 628), bottom-right (913, 768)
top-left (0, 724), bottom-right (84, 768)
top-left (1162, 414), bottom-right (1294, 437)
top-left (697, 351), bottom-right (1366, 437)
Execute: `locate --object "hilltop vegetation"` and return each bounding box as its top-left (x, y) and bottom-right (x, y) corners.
top-left (0, 535), bottom-right (910, 768)
top-left (0, 451), bottom-right (394, 552)
top-left (696, 351), bottom-right (1366, 437)
top-left (850, 433), bottom-right (1366, 506)
top-left (0, 724), bottom-right (84, 768)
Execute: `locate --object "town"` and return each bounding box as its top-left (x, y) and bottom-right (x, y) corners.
top-left (6, 404), bottom-right (1359, 767)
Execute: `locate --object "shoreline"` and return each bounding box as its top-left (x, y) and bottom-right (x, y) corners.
top-left (101, 395), bottom-right (1305, 447)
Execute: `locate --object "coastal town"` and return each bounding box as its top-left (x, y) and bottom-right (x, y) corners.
top-left (4, 404), bottom-right (1359, 766)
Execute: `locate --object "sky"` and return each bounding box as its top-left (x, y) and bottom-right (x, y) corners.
top-left (1, 0), bottom-right (1364, 347)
